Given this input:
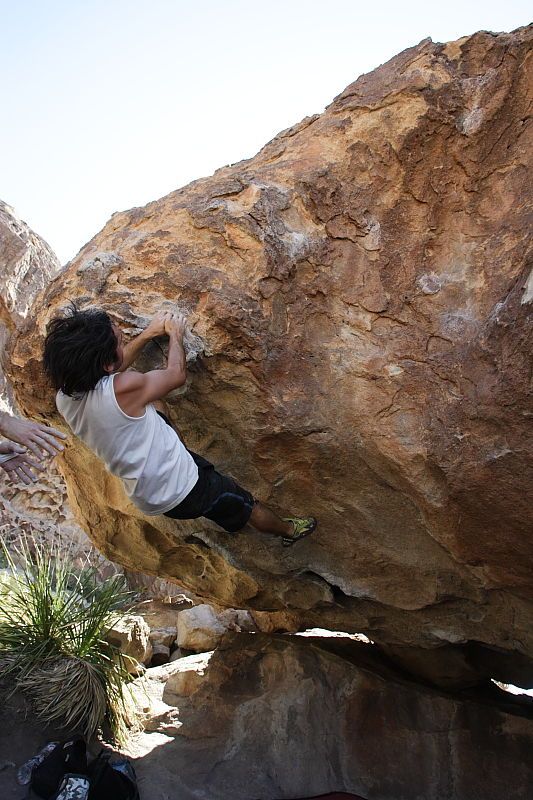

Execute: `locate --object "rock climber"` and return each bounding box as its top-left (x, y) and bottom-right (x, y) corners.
top-left (43, 304), bottom-right (317, 546)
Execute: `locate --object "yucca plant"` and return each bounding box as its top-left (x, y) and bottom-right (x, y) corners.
top-left (0, 537), bottom-right (139, 742)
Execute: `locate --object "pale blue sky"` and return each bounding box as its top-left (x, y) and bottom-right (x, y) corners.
top-left (1, 0), bottom-right (531, 263)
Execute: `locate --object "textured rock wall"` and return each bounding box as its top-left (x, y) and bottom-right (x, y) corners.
top-left (128, 633), bottom-right (533, 800)
top-left (6, 27), bottom-right (533, 685)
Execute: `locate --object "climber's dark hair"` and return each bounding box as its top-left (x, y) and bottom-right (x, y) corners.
top-left (43, 302), bottom-right (119, 396)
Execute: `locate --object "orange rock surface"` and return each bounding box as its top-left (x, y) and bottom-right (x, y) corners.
top-left (6, 27), bottom-right (533, 684)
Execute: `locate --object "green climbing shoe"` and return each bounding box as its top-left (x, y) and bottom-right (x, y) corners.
top-left (282, 516), bottom-right (317, 547)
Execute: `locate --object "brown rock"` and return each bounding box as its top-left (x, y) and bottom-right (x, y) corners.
top-left (123, 572), bottom-right (197, 604)
top-left (177, 604), bottom-right (226, 652)
top-left (150, 643), bottom-right (171, 666)
top-left (169, 648), bottom-right (185, 662)
top-left (0, 199), bottom-right (60, 404)
top-left (124, 633), bottom-right (533, 800)
top-left (250, 609), bottom-right (300, 634)
top-left (217, 608), bottom-right (256, 632)
top-left (381, 643), bottom-right (485, 690)
top-left (383, 639), bottom-right (533, 691)
top-left (131, 599), bottom-right (190, 631)
top-left (130, 663), bottom-right (182, 734)
top-left (149, 627), bottom-right (178, 649)
top-left (5, 28), bottom-right (533, 685)
top-left (106, 614), bottom-right (152, 669)
top-left (164, 652), bottom-right (211, 698)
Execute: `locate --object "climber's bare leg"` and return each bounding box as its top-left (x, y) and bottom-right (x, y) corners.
top-left (247, 501), bottom-right (318, 545)
top-left (248, 501), bottom-right (293, 537)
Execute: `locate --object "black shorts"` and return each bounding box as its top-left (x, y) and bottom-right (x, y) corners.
top-left (158, 412), bottom-right (255, 533)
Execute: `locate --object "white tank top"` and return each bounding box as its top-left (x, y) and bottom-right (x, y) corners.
top-left (56, 374), bottom-right (199, 515)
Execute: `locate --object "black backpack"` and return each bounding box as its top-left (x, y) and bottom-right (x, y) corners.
top-left (87, 751), bottom-right (140, 800)
top-left (30, 737), bottom-right (88, 800)
top-left (29, 739), bottom-right (139, 800)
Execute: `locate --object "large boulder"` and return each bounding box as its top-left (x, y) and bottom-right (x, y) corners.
top-left (177, 604), bottom-right (227, 652)
top-left (5, 27), bottom-right (533, 685)
top-left (106, 614), bottom-right (153, 669)
top-left (126, 633), bottom-right (533, 800)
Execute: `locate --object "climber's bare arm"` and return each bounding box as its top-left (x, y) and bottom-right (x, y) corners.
top-left (114, 314), bottom-right (187, 416)
top-left (117, 311), bottom-right (172, 372)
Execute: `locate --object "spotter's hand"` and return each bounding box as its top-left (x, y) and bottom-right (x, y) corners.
top-left (0, 449), bottom-right (46, 485)
top-left (0, 416), bottom-right (67, 460)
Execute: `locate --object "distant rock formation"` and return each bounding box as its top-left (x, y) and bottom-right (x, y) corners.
top-left (0, 201), bottom-right (82, 551)
top-left (0, 200), bottom-right (61, 409)
top-left (5, 26), bottom-right (533, 691)
top-left (0, 200), bottom-right (60, 322)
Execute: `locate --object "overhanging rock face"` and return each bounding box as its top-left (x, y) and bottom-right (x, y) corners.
top-left (7, 27), bottom-right (533, 684)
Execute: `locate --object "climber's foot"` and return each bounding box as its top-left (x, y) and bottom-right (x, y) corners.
top-left (281, 516), bottom-right (317, 547)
